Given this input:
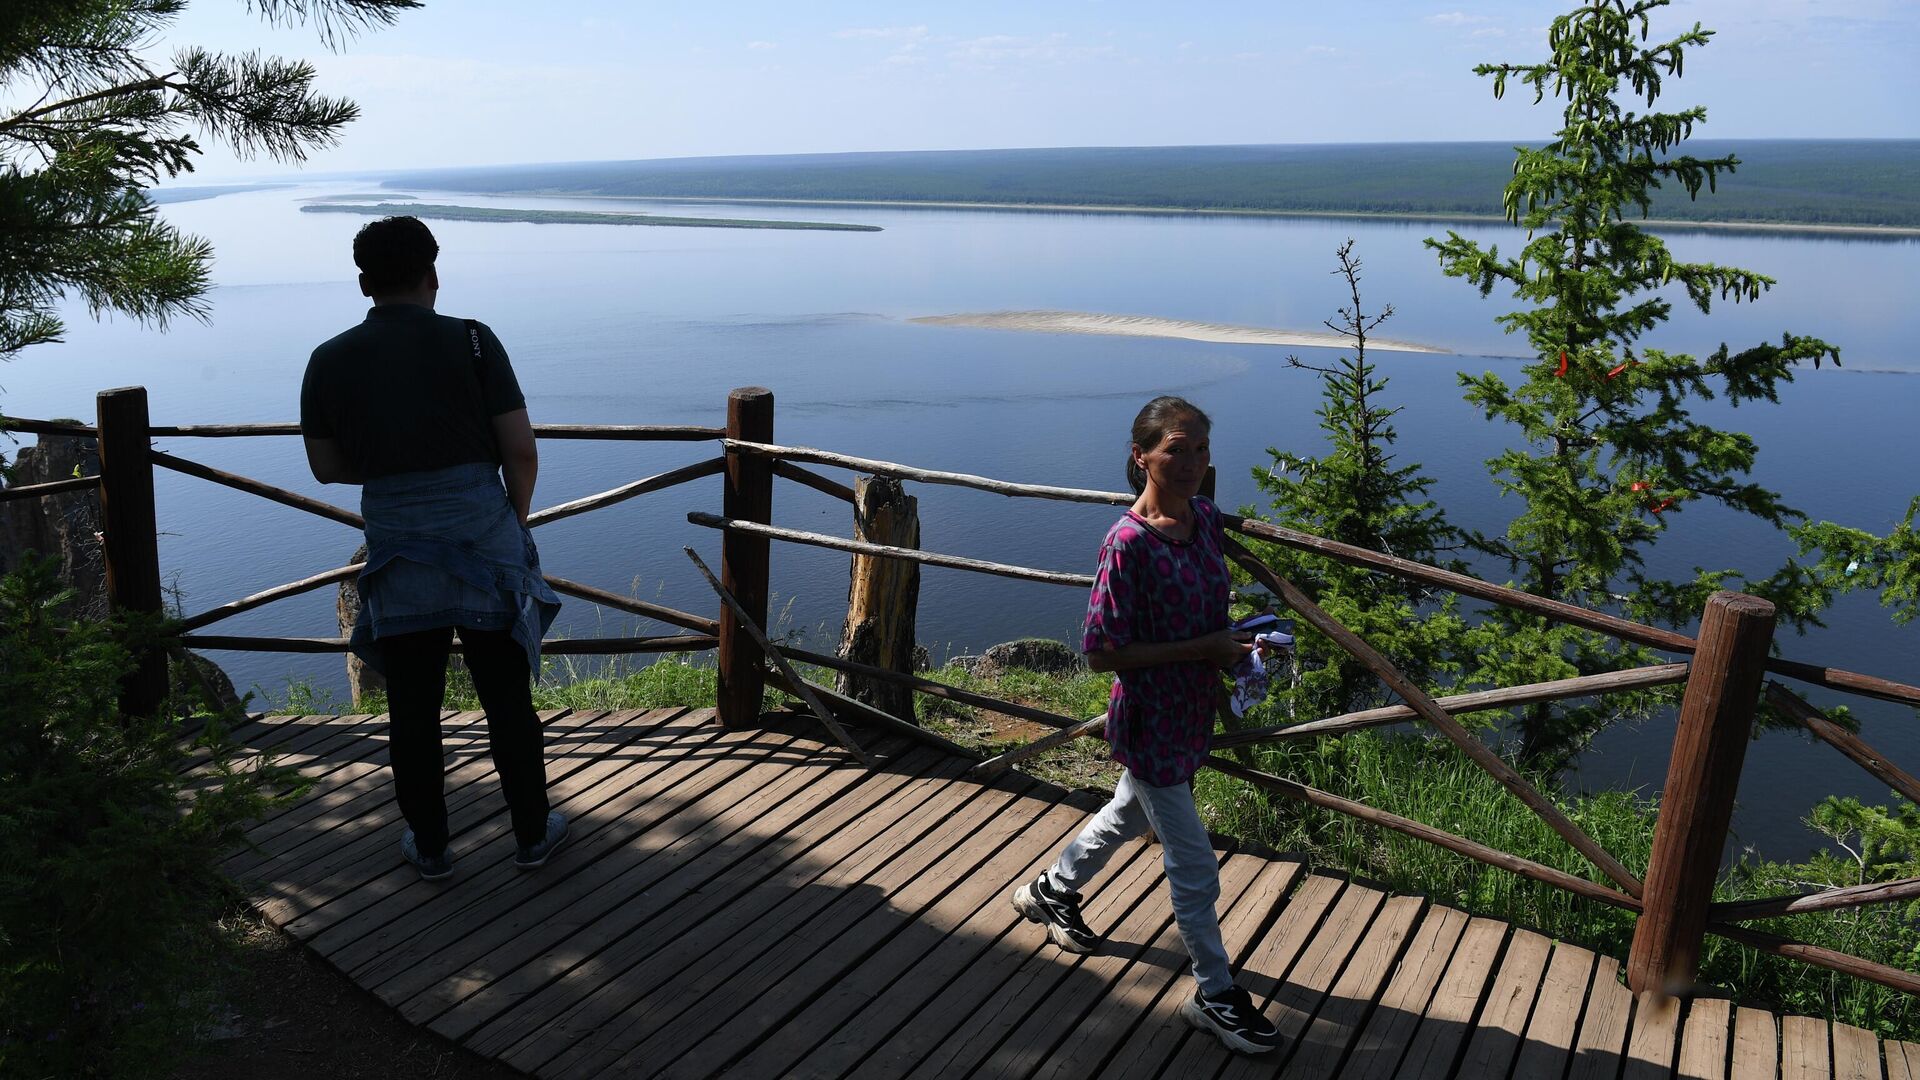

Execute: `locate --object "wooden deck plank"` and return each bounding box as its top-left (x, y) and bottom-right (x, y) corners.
top-left (1030, 857), bottom-right (1304, 1080)
top-left (847, 834), bottom-right (1163, 1079)
top-left (1455, 928), bottom-right (1552, 1079)
top-left (1680, 998), bottom-right (1734, 1080)
top-left (228, 708), bottom-right (1894, 1080)
top-left (481, 748), bottom-right (979, 1070)
top-left (231, 711), bottom-right (502, 884)
top-left (1732, 1006), bottom-right (1779, 1080)
top-left (1831, 1022), bottom-right (1881, 1080)
top-left (239, 710), bottom-right (657, 888)
top-left (423, 727), bottom-right (912, 1052)
top-left (1389, 916), bottom-right (1510, 1080)
top-left (621, 771), bottom-right (1047, 1078)
top-left (968, 852), bottom-right (1271, 1080)
top-left (1200, 879), bottom-right (1389, 1080)
top-left (245, 711), bottom-right (622, 924)
top-left (1274, 892), bottom-right (1429, 1080)
top-left (1887, 1042), bottom-right (1920, 1080)
top-left (335, 715), bottom-right (801, 985)
top-left (885, 837), bottom-right (1174, 1080)
top-left (1101, 871), bottom-right (1347, 1080)
top-left (1335, 905), bottom-right (1471, 1080)
top-left (1512, 942), bottom-right (1599, 1079)
top-left (285, 709), bottom-right (688, 946)
top-left (326, 708), bottom-right (740, 969)
top-left (1625, 991), bottom-right (1684, 1080)
top-left (1567, 957), bottom-right (1633, 1080)
top-left (736, 797), bottom-right (1095, 1078)
top-left (1781, 1015), bottom-right (1830, 1080)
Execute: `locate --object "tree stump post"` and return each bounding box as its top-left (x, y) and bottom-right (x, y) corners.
top-left (1627, 591), bottom-right (1776, 994)
top-left (716, 387), bottom-right (774, 728)
top-left (836, 476), bottom-right (920, 719)
top-left (96, 386), bottom-right (167, 717)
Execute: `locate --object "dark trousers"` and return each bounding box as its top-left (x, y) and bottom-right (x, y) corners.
top-left (379, 625), bottom-right (550, 856)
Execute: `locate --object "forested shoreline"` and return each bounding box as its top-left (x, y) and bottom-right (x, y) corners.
top-left (379, 140), bottom-right (1920, 230)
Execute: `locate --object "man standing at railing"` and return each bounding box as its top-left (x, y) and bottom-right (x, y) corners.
top-left (299, 215), bottom-right (567, 882)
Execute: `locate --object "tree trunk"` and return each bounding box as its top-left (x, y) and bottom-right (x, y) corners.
top-left (836, 476), bottom-right (920, 720)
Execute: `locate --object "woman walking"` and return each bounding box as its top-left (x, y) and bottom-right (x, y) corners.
top-left (1012, 396), bottom-right (1281, 1055)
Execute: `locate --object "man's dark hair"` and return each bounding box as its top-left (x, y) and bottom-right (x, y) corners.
top-left (353, 215), bottom-right (439, 294)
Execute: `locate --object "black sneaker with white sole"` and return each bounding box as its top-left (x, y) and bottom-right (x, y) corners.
top-left (1011, 872), bottom-right (1100, 954)
top-left (1181, 984), bottom-right (1282, 1055)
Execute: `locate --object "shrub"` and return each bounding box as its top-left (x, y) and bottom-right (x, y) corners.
top-left (0, 558), bottom-right (302, 1077)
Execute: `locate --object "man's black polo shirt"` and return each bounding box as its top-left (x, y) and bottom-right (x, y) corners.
top-left (301, 304), bottom-right (526, 480)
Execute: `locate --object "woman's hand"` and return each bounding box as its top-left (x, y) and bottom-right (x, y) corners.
top-left (1196, 628), bottom-right (1256, 671)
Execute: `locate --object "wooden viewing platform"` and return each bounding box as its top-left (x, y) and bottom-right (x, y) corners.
top-left (218, 707), bottom-right (1914, 1080)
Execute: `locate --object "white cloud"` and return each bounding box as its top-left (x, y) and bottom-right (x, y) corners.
top-left (1307, 45), bottom-right (1339, 56)
top-left (747, 40), bottom-right (777, 51)
top-left (1426, 12), bottom-right (1492, 25)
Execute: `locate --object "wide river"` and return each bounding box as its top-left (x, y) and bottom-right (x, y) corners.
top-left (9, 183), bottom-right (1918, 859)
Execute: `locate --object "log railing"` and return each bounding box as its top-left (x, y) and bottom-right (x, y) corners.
top-left (3, 388), bottom-right (735, 721)
top-left (7, 385), bottom-right (1919, 1004)
top-left (698, 425), bottom-right (1920, 1001)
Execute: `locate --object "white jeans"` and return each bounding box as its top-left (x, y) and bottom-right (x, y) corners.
top-left (1047, 769), bottom-right (1233, 996)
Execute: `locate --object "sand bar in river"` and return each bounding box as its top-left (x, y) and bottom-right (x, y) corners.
top-left (911, 310), bottom-right (1449, 353)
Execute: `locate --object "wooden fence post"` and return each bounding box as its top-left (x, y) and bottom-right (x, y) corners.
top-left (1627, 590), bottom-right (1776, 995)
top-left (1201, 464), bottom-right (1217, 503)
top-left (96, 386), bottom-right (167, 717)
top-left (836, 476), bottom-right (920, 718)
top-left (716, 387), bottom-right (774, 728)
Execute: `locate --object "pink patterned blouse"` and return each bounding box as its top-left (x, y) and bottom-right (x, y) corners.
top-left (1081, 496), bottom-right (1231, 787)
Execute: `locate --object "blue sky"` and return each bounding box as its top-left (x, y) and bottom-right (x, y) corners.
top-left (166, 0), bottom-right (1919, 178)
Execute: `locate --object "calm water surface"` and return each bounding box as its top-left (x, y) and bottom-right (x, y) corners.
top-left (8, 184), bottom-right (1917, 858)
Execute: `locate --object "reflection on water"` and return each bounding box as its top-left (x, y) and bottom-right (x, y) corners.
top-left (8, 182), bottom-right (1917, 859)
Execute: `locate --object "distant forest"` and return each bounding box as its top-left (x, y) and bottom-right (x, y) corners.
top-left (379, 142), bottom-right (1920, 229)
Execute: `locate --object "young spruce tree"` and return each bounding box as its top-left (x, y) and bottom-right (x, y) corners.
top-left (1242, 240), bottom-right (1466, 723)
top-left (1426, 0), bottom-right (1837, 767)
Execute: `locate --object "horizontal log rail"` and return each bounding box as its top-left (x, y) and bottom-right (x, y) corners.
top-left (176, 633), bottom-right (716, 655)
top-left (1207, 756), bottom-right (1641, 912)
top-left (689, 512), bottom-right (1094, 588)
top-left (543, 575), bottom-right (720, 636)
top-left (1711, 876), bottom-right (1920, 922)
top-left (140, 421), bottom-right (728, 441)
top-left (150, 451), bottom-right (364, 529)
top-left (529, 423), bottom-right (725, 441)
top-left (774, 643), bottom-right (1082, 732)
top-left (179, 635), bottom-right (350, 653)
top-left (176, 562), bottom-right (365, 632)
top-left (1, 417), bottom-right (95, 437)
top-left (527, 457), bottom-right (724, 528)
top-left (0, 474), bottom-right (100, 501)
top-left (148, 422), bottom-right (300, 437)
top-left (771, 459), bottom-right (856, 503)
top-left (1765, 682), bottom-right (1920, 806)
top-left (723, 438), bottom-right (1127, 505)
top-left (1708, 921), bottom-right (1920, 997)
top-left (1213, 664), bottom-right (1692, 749)
top-left (1226, 535), bottom-right (1646, 898)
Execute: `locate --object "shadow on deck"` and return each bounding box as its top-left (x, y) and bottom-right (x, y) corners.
top-left (217, 709), bottom-right (1913, 1079)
